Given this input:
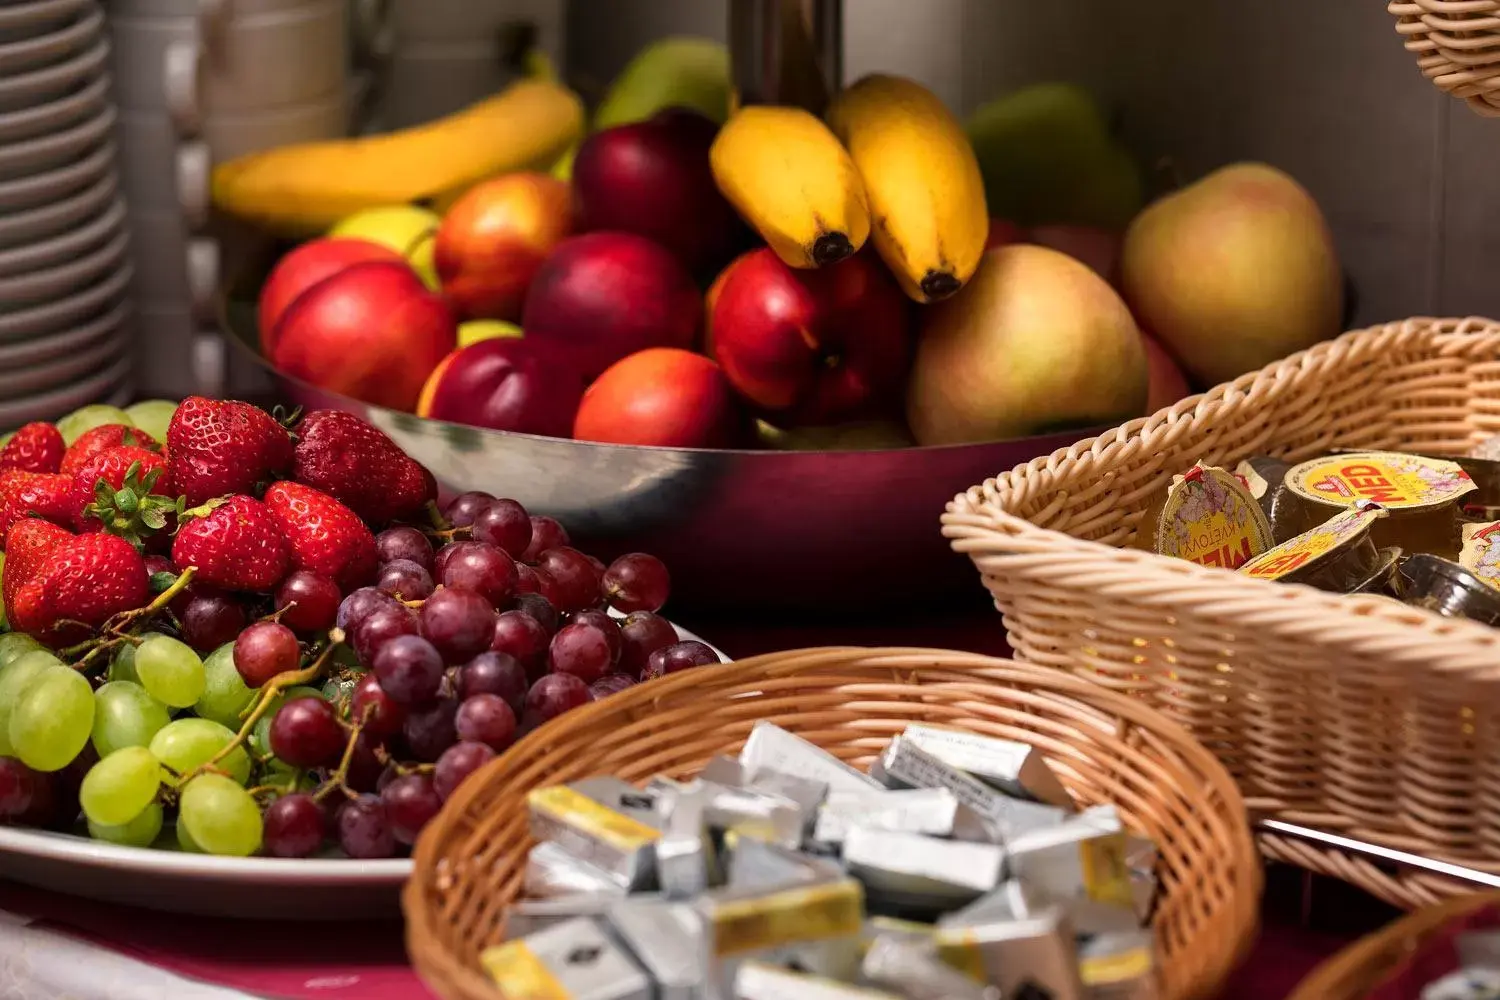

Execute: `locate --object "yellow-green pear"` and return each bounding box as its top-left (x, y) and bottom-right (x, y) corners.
top-left (457, 320), bottom-right (523, 348)
top-left (907, 244), bottom-right (1148, 445)
top-left (594, 37), bottom-right (731, 129)
top-left (1120, 162), bottom-right (1342, 386)
top-left (328, 206), bottom-right (441, 290)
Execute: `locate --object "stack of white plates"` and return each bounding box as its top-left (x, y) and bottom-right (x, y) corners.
top-left (0, 0), bottom-right (133, 428)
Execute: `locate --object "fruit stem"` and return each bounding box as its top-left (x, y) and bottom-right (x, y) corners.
top-left (67, 568), bottom-right (199, 672)
top-left (425, 501), bottom-right (450, 532)
top-left (424, 526), bottom-right (472, 543)
top-left (313, 705), bottom-right (373, 804)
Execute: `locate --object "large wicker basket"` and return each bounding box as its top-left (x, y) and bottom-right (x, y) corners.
top-left (404, 647), bottom-right (1261, 1000)
top-left (943, 317), bottom-right (1500, 911)
top-left (1390, 0), bottom-right (1500, 117)
top-left (1288, 891), bottom-right (1500, 1000)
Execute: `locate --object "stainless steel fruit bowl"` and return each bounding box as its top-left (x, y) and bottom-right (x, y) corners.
top-left (220, 289), bottom-right (1099, 614)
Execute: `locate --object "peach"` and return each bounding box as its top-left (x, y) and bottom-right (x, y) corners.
top-left (417, 337), bottom-right (586, 439)
top-left (573, 348), bottom-right (743, 448)
top-left (258, 238), bottom-right (404, 356)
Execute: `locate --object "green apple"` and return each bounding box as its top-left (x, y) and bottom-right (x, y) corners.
top-left (57, 404), bottom-right (134, 445)
top-left (457, 320), bottom-right (523, 348)
top-left (328, 206), bottom-right (441, 291)
top-left (124, 399), bottom-right (179, 443)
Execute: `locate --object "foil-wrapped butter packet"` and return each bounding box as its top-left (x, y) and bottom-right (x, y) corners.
top-left (842, 827), bottom-right (1004, 909)
top-left (1079, 930), bottom-right (1161, 1000)
top-left (898, 724), bottom-right (1076, 810)
top-left (1007, 806), bottom-right (1138, 934)
top-left (505, 894), bottom-right (648, 940)
top-left (875, 735), bottom-right (1067, 841)
top-left (943, 879), bottom-right (1041, 927)
top-left (725, 831), bottom-right (839, 888)
top-left (862, 934), bottom-right (1000, 1000)
top-left (733, 960), bottom-right (903, 1000)
top-left (654, 781), bottom-right (719, 899)
top-left (1423, 969), bottom-right (1500, 1000)
top-left (527, 783), bottom-right (662, 891)
top-left (524, 841), bottom-right (633, 898)
top-left (604, 899), bottom-right (708, 1000)
top-left (740, 722), bottom-right (882, 796)
top-left (1124, 835), bottom-right (1160, 922)
top-left (813, 787), bottom-right (989, 845)
top-left (933, 906), bottom-right (1085, 1000)
top-left (481, 916), bottom-right (653, 1000)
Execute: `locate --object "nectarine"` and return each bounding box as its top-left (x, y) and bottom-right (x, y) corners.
top-left (574, 348), bottom-right (743, 448)
top-left (417, 337), bottom-right (586, 439)
top-left (258, 238), bottom-right (404, 356)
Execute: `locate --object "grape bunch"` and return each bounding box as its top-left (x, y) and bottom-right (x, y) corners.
top-left (0, 400), bottom-right (720, 861)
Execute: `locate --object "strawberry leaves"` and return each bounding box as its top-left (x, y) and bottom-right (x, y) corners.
top-left (81, 460), bottom-right (186, 551)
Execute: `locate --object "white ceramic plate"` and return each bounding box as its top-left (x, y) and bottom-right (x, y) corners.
top-left (0, 323), bottom-right (124, 399)
top-left (0, 260), bottom-right (130, 343)
top-left (0, 296), bottom-right (127, 369)
top-left (0, 137), bottom-right (112, 212)
top-left (0, 225), bottom-right (125, 309)
top-left (0, 67), bottom-right (104, 144)
top-left (0, 36), bottom-right (106, 114)
top-left (0, 351), bottom-right (128, 428)
top-left (0, 625), bottom-right (728, 918)
top-left (0, 0), bottom-right (89, 46)
top-left (0, 4), bottom-right (101, 77)
top-left (0, 101), bottom-right (113, 182)
top-left (0, 195), bottom-right (121, 277)
top-left (0, 169), bottom-right (114, 248)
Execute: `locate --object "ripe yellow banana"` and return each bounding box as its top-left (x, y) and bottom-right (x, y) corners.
top-left (710, 105), bottom-right (870, 269)
top-left (212, 79), bottom-right (583, 236)
top-left (827, 74), bottom-right (989, 303)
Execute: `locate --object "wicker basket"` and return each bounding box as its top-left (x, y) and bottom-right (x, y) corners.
top-left (1287, 891), bottom-right (1500, 1000)
top-left (404, 647), bottom-right (1261, 1000)
top-left (1390, 0), bottom-right (1500, 117)
top-left (944, 316), bottom-right (1500, 910)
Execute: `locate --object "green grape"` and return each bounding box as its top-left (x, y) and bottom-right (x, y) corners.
top-left (88, 802), bottom-right (165, 848)
top-left (124, 400), bottom-right (178, 442)
top-left (134, 635), bottom-right (206, 708)
top-left (194, 643), bottom-right (256, 729)
top-left (108, 640), bottom-right (143, 684)
top-left (149, 718), bottom-right (251, 785)
top-left (257, 757), bottom-right (314, 794)
top-left (10, 666), bottom-right (95, 772)
top-left (91, 681), bottom-right (171, 757)
top-left (175, 819), bottom-right (202, 853)
top-left (56, 404), bottom-right (133, 445)
top-left (0, 650), bottom-right (64, 756)
top-left (80, 746), bottom-right (164, 826)
top-left (0, 631), bottom-right (40, 668)
top-left (179, 774), bottom-right (263, 857)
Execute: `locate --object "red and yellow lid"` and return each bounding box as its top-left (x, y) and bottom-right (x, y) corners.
top-left (1286, 451), bottom-right (1475, 511)
top-left (1155, 463), bottom-right (1273, 570)
top-left (1239, 504), bottom-right (1386, 582)
top-left (1460, 520), bottom-right (1500, 591)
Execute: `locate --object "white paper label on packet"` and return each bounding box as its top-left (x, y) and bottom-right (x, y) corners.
top-left (879, 736), bottom-right (1067, 841)
top-left (740, 722), bottom-right (883, 796)
top-left (813, 788), bottom-right (962, 844)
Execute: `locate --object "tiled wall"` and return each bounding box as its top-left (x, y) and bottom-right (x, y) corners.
top-left (566, 0), bottom-right (1500, 325)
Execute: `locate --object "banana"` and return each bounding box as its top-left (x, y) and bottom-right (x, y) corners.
top-left (827, 74), bottom-right (989, 303)
top-left (709, 105), bottom-right (870, 269)
top-left (212, 79), bottom-right (583, 236)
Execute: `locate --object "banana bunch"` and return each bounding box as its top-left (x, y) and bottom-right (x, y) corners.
top-left (212, 78), bottom-right (583, 236)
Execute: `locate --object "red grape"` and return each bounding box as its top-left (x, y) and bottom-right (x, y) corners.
top-left (514, 562), bottom-right (541, 594)
top-left (338, 795), bottom-right (396, 858)
top-left (337, 586), bottom-right (398, 633)
top-left (532, 569), bottom-right (566, 613)
top-left (381, 773), bottom-right (444, 845)
top-left (372, 634), bottom-right (445, 704)
top-left (459, 651), bottom-right (528, 712)
top-left (377, 559), bottom-right (435, 601)
top-left (548, 623), bottom-right (615, 683)
top-left (602, 553), bottom-right (671, 613)
top-left (420, 587), bottom-right (496, 663)
top-left (351, 605), bottom-right (420, 664)
top-left (434, 741), bottom-right (496, 800)
top-left (491, 610), bottom-right (551, 681)
top-left (345, 731), bottom-right (386, 792)
top-left (403, 698), bottom-right (459, 762)
top-left (455, 694), bottom-right (518, 751)
top-left (351, 675), bottom-right (406, 736)
top-left (263, 793), bottom-right (326, 858)
top-left (439, 541), bottom-right (517, 607)
top-left (535, 547), bottom-right (602, 612)
top-left (375, 526), bottom-right (434, 571)
top-left (17, 770), bottom-right (57, 828)
top-left (618, 611), bottom-right (678, 679)
top-left (524, 673), bottom-right (590, 725)
top-left (513, 593), bottom-right (559, 633)
top-left (180, 590), bottom-right (248, 653)
top-left (234, 621), bottom-right (301, 688)
top-left (275, 571), bottom-right (342, 635)
top-left (590, 674), bottom-right (637, 700)
top-left (472, 499), bottom-right (532, 558)
top-left (444, 491), bottom-right (494, 528)
top-left (567, 609), bottom-right (621, 660)
top-left (0, 758), bottom-right (38, 820)
top-left (144, 554), bottom-right (177, 578)
top-left (585, 553), bottom-right (607, 576)
top-left (269, 697), bottom-right (346, 768)
top-left (521, 516), bottom-right (569, 562)
top-left (643, 640), bottom-right (721, 680)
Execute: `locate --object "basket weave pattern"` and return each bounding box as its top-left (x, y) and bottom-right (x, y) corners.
top-left (404, 647), bottom-right (1261, 1000)
top-left (1390, 0), bottom-right (1500, 117)
top-left (944, 317), bottom-right (1500, 910)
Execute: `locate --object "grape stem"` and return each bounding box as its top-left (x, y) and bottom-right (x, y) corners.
top-left (65, 567), bottom-right (199, 672)
top-left (313, 704), bottom-right (374, 804)
top-left (425, 500), bottom-right (450, 531)
top-left (423, 525), bottom-right (471, 543)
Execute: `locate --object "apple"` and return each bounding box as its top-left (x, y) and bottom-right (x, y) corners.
top-left (270, 261), bottom-right (456, 412)
top-left (417, 337), bottom-right (586, 439)
top-left (258, 238), bottom-right (404, 356)
top-left (572, 108), bottom-right (744, 275)
top-left (458, 320), bottom-right (523, 348)
top-left (434, 172), bottom-right (575, 322)
top-left (522, 232), bottom-right (701, 381)
top-left (573, 347), bottom-right (743, 448)
top-left (328, 206), bottom-right (442, 290)
top-left (1027, 223), bottom-right (1122, 284)
top-left (1142, 329), bottom-right (1192, 414)
top-left (707, 249), bottom-right (912, 426)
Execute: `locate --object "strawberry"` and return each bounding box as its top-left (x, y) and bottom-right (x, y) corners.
top-left (0, 470), bottom-right (76, 547)
top-left (167, 397), bottom-right (292, 507)
top-left (0, 423), bottom-right (65, 474)
top-left (9, 532), bottom-right (149, 646)
top-left (3, 519), bottom-right (73, 618)
top-left (172, 494), bottom-right (290, 592)
top-left (59, 424), bottom-right (160, 477)
top-left (70, 446), bottom-right (171, 531)
top-left (262, 481), bottom-right (377, 590)
top-left (292, 410), bottom-right (437, 525)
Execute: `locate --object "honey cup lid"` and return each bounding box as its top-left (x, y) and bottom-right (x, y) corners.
top-left (1156, 464), bottom-right (1273, 570)
top-left (1286, 451), bottom-right (1475, 510)
top-left (1239, 503), bottom-right (1385, 583)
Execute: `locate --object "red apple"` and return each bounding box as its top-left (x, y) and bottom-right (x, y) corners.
top-left (258, 238), bottom-right (404, 356)
top-left (416, 337), bottom-right (586, 439)
top-left (522, 232), bottom-right (701, 381)
top-left (985, 218), bottom-right (1025, 251)
top-left (574, 348), bottom-right (743, 448)
top-left (707, 249), bottom-right (912, 425)
top-left (572, 108), bottom-right (744, 275)
top-left (1026, 224), bottom-right (1122, 285)
top-left (271, 261), bottom-right (455, 412)
top-left (1142, 329), bottom-right (1192, 414)
top-left (434, 172), bottom-right (575, 322)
